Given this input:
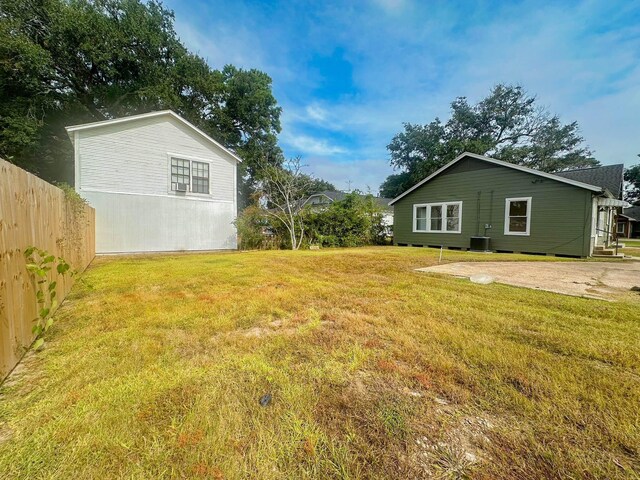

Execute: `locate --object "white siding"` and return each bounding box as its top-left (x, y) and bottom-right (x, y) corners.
top-left (85, 191), bottom-right (237, 253)
top-left (77, 116), bottom-right (235, 201)
top-left (74, 114), bottom-right (238, 253)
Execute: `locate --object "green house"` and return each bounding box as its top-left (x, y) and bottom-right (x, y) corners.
top-left (389, 153), bottom-right (627, 257)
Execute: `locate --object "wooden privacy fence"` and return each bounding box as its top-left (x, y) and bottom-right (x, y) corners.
top-left (0, 158), bottom-right (95, 379)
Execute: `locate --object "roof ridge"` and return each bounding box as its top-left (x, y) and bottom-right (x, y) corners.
top-left (556, 164), bottom-right (624, 173)
top-left (65, 110), bottom-right (242, 163)
top-left (388, 152), bottom-right (604, 205)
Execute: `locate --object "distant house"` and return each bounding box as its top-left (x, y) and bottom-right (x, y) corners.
top-left (553, 164), bottom-right (639, 240)
top-left (389, 152), bottom-right (628, 257)
top-left (617, 206), bottom-right (640, 238)
top-left (66, 110), bottom-right (240, 254)
top-left (303, 190), bottom-right (394, 233)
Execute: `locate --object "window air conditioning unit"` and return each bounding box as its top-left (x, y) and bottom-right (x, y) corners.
top-left (176, 183), bottom-right (188, 192)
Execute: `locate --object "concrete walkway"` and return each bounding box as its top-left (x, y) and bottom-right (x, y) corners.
top-left (417, 261), bottom-right (640, 300)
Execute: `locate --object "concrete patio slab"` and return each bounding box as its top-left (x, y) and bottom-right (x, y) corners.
top-left (417, 261), bottom-right (640, 300)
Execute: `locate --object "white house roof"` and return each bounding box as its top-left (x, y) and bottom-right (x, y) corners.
top-left (388, 152), bottom-right (604, 206)
top-left (65, 110), bottom-right (243, 163)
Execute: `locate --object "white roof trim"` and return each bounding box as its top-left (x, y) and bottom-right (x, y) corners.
top-left (597, 198), bottom-right (630, 208)
top-left (65, 110), bottom-right (242, 163)
top-left (388, 152), bottom-right (603, 205)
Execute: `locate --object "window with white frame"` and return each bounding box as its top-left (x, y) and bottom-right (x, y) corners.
top-left (617, 221), bottom-right (625, 234)
top-left (170, 157), bottom-right (210, 194)
top-left (413, 201), bottom-right (462, 233)
top-left (504, 197), bottom-right (531, 235)
top-left (191, 161), bottom-right (210, 194)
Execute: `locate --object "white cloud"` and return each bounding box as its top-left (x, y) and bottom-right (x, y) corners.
top-left (169, 0), bottom-right (640, 185)
top-left (295, 0), bottom-right (640, 168)
top-left (305, 104), bottom-right (328, 122)
top-left (280, 132), bottom-right (346, 157)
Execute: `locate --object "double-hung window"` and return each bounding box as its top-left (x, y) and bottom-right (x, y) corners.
top-left (413, 201), bottom-right (462, 233)
top-left (191, 161), bottom-right (209, 194)
top-left (170, 157), bottom-right (210, 194)
top-left (504, 197), bottom-right (531, 235)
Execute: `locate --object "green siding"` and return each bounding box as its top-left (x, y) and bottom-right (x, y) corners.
top-left (393, 156), bottom-right (594, 257)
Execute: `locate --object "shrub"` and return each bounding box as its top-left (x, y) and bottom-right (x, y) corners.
top-left (235, 205), bottom-right (285, 250)
top-left (307, 192), bottom-right (387, 247)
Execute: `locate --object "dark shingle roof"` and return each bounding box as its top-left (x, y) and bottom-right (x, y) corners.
top-left (622, 206), bottom-right (640, 221)
top-left (554, 164), bottom-right (624, 199)
top-left (309, 191), bottom-right (392, 209)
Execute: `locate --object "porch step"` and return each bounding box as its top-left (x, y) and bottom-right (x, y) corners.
top-left (592, 254), bottom-right (625, 259)
top-left (594, 247), bottom-right (617, 255)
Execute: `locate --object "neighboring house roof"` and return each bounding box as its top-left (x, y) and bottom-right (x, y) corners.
top-left (305, 191), bottom-right (393, 209)
top-left (554, 164), bottom-right (624, 199)
top-left (622, 206), bottom-right (640, 221)
top-left (65, 110), bottom-right (243, 163)
top-left (388, 152), bottom-right (605, 206)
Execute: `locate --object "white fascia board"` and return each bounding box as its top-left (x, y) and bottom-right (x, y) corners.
top-left (65, 110), bottom-right (243, 164)
top-left (388, 152), bottom-right (603, 206)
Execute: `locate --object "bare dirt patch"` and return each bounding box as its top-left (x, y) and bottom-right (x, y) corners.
top-left (418, 261), bottom-right (640, 300)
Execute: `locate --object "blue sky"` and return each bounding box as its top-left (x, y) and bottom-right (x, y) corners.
top-left (165, 0), bottom-right (640, 193)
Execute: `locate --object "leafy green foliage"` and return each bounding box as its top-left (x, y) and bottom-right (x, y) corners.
top-left (236, 191), bottom-right (389, 249)
top-left (54, 181), bottom-right (89, 217)
top-left (23, 246), bottom-right (72, 349)
top-left (235, 205), bottom-right (284, 250)
top-left (302, 176), bottom-right (337, 196)
top-left (379, 172), bottom-right (414, 199)
top-left (0, 0), bottom-right (282, 203)
top-left (307, 192), bottom-right (388, 247)
top-left (624, 159), bottom-right (640, 206)
top-left (383, 84), bottom-right (598, 193)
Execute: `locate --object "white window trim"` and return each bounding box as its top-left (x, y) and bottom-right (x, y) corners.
top-left (504, 197), bottom-right (532, 236)
top-left (166, 152), bottom-right (213, 197)
top-left (413, 204), bottom-right (428, 233)
top-left (616, 221), bottom-right (625, 234)
top-left (413, 201), bottom-right (462, 234)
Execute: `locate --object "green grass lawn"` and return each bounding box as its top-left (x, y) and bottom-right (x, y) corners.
top-left (1, 247), bottom-right (639, 479)
top-left (621, 238), bottom-right (640, 256)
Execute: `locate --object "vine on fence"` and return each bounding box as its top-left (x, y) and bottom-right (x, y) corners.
top-left (23, 246), bottom-right (72, 350)
top-left (55, 182), bottom-right (89, 261)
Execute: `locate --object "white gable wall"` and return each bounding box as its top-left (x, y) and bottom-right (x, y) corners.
top-left (74, 115), bottom-right (238, 253)
top-left (77, 116), bottom-right (235, 200)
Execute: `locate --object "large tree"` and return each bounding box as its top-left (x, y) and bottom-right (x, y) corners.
top-left (379, 172), bottom-right (412, 199)
top-left (381, 84), bottom-right (598, 197)
top-left (0, 0), bottom-right (282, 201)
top-left (301, 176), bottom-right (336, 196)
top-left (624, 157), bottom-right (640, 206)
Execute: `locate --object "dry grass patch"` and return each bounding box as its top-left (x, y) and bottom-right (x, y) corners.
top-left (0, 247), bottom-right (638, 479)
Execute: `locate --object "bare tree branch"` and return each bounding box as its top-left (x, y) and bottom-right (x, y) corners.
top-left (256, 156), bottom-right (313, 250)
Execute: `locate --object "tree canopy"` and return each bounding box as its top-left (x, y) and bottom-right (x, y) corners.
top-left (306, 192), bottom-right (387, 248)
top-left (379, 172), bottom-right (413, 199)
top-left (381, 84), bottom-right (598, 198)
top-left (624, 157), bottom-right (640, 206)
top-left (302, 177), bottom-right (336, 196)
top-left (0, 0), bottom-right (282, 198)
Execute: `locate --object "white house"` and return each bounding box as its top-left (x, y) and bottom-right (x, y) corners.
top-left (66, 110), bottom-right (240, 254)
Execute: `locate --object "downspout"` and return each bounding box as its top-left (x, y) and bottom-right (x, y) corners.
top-left (613, 208), bottom-right (618, 256)
top-left (476, 191), bottom-right (481, 236)
top-left (485, 190), bottom-right (494, 236)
